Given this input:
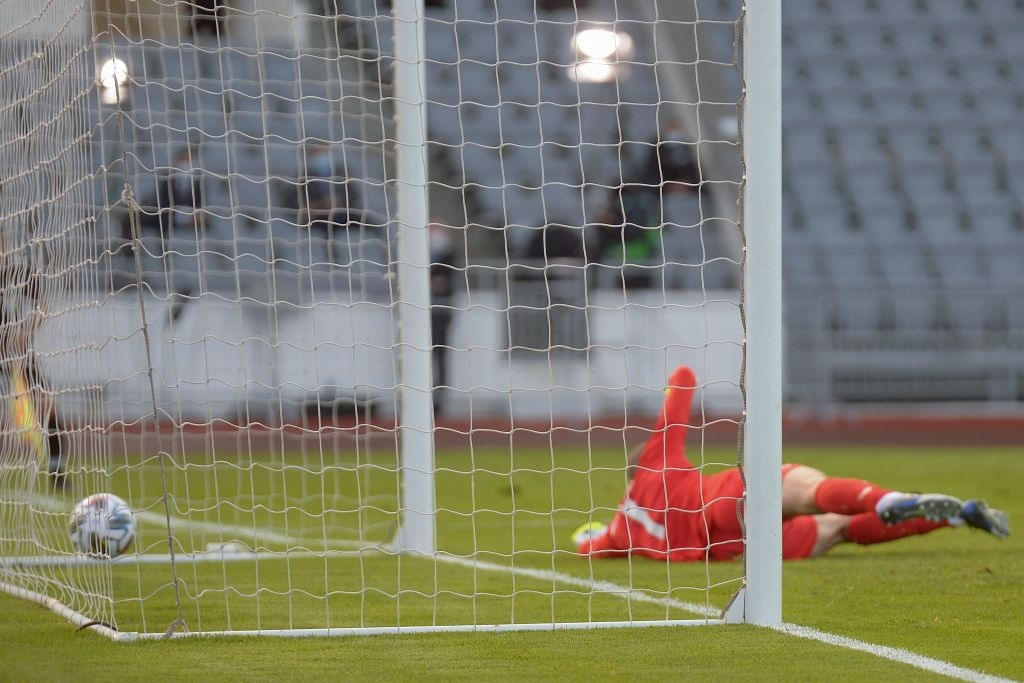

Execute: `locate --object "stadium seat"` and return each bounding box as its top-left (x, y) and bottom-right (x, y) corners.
top-left (966, 199), bottom-right (1020, 237)
top-left (857, 60), bottom-right (904, 90)
top-left (912, 204), bottom-right (966, 243)
top-left (791, 165), bottom-right (840, 198)
top-left (843, 165), bottom-right (900, 200)
top-left (932, 246), bottom-right (988, 286)
top-left (835, 127), bottom-right (888, 165)
top-left (829, 292), bottom-right (883, 332)
top-left (880, 289), bottom-right (938, 334)
top-left (955, 161), bottom-right (1006, 200)
top-left (960, 59), bottom-right (1014, 89)
top-left (877, 243), bottom-right (932, 284)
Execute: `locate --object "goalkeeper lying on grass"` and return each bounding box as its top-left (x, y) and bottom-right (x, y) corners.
top-left (574, 365), bottom-right (1010, 561)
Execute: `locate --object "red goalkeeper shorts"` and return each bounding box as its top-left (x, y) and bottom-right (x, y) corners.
top-left (702, 463), bottom-right (818, 560)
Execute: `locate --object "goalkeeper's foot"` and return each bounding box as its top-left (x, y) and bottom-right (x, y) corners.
top-left (877, 493), bottom-right (963, 525)
top-left (959, 499), bottom-right (1011, 538)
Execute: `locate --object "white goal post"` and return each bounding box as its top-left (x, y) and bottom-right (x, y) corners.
top-left (741, 0), bottom-right (783, 625)
top-left (0, 0), bottom-right (780, 638)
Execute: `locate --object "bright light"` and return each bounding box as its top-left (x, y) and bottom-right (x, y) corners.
top-left (99, 58), bottom-right (129, 90)
top-left (568, 61), bottom-right (616, 83)
top-left (574, 29), bottom-right (618, 59)
top-left (573, 28), bottom-right (634, 60)
top-left (569, 28), bottom-right (633, 83)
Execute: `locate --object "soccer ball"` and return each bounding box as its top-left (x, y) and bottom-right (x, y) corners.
top-left (68, 493), bottom-right (135, 558)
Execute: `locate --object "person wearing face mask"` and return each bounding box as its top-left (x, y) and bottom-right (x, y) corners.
top-left (154, 146), bottom-right (203, 323)
top-left (303, 144), bottom-right (336, 223)
top-left (165, 146), bottom-right (203, 232)
top-left (301, 144), bottom-right (365, 268)
top-left (428, 221), bottom-right (456, 415)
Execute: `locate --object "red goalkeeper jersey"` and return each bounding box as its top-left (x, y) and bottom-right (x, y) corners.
top-left (582, 365), bottom-right (818, 562)
top-left (598, 366), bottom-right (741, 561)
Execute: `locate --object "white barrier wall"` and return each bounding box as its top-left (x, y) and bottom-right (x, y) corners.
top-left (39, 289), bottom-right (742, 423)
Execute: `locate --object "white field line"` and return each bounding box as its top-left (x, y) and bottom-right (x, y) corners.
top-left (19, 495), bottom-right (1015, 681)
top-left (1, 549), bottom-right (373, 568)
top-left (30, 493), bottom-right (369, 551)
top-left (127, 506), bottom-right (370, 551)
top-left (772, 624), bottom-right (1016, 683)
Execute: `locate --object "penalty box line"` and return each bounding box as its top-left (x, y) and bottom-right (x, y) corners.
top-left (27, 494), bottom-right (1014, 681)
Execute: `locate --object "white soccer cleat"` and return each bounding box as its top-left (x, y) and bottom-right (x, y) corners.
top-left (877, 493), bottom-right (964, 526)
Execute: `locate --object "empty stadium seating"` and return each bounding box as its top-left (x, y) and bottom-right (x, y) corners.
top-left (781, 0), bottom-right (1024, 401)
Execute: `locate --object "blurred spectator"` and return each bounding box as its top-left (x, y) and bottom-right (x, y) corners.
top-left (641, 120), bottom-right (700, 189)
top-left (596, 121), bottom-right (701, 290)
top-left (302, 144), bottom-right (337, 222)
top-left (429, 221), bottom-right (455, 414)
top-left (309, 207), bottom-right (372, 268)
top-left (300, 144), bottom-right (365, 267)
top-left (190, 0), bottom-right (226, 41)
top-left (299, 144), bottom-right (360, 222)
top-left (163, 146), bottom-right (204, 233)
top-left (598, 187), bottom-right (661, 290)
top-left (510, 224), bottom-right (589, 351)
top-left (520, 223), bottom-right (590, 288)
top-left (524, 224), bottom-right (588, 264)
top-left (156, 146), bottom-right (203, 321)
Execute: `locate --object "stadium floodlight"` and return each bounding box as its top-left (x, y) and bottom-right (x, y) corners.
top-left (569, 26), bottom-right (634, 83)
top-left (0, 0), bottom-right (780, 639)
top-left (569, 61), bottom-right (617, 83)
top-left (98, 57), bottom-right (129, 103)
top-left (575, 28), bottom-right (623, 59)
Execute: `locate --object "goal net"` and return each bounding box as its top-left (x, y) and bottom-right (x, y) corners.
top-left (0, 0), bottom-right (780, 637)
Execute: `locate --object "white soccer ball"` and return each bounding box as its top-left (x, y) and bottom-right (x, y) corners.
top-left (69, 493), bottom-right (135, 558)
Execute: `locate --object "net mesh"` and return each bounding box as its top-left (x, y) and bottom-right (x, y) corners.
top-left (0, 0), bottom-right (748, 635)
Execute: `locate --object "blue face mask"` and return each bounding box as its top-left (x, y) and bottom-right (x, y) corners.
top-left (309, 155), bottom-right (332, 178)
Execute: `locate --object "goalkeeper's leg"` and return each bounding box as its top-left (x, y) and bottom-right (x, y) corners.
top-left (804, 512), bottom-right (952, 558)
top-left (777, 508), bottom-right (1002, 559)
top-left (782, 464), bottom-right (962, 524)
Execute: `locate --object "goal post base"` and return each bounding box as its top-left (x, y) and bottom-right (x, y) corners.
top-left (390, 519), bottom-right (435, 557)
top-left (722, 587), bottom-right (745, 624)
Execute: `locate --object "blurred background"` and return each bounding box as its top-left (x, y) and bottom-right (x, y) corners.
top-left (9, 0), bottom-right (1022, 437)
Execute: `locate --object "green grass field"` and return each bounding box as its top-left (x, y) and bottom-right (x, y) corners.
top-left (1, 445), bottom-right (1021, 681)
